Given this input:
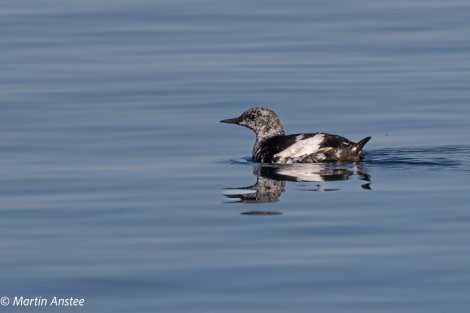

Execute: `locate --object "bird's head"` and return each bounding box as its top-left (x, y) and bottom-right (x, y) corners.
top-left (220, 107), bottom-right (285, 139)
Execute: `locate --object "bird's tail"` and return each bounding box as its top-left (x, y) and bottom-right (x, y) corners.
top-left (352, 136), bottom-right (372, 158)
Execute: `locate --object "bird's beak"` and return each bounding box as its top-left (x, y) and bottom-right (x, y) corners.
top-left (220, 116), bottom-right (242, 124)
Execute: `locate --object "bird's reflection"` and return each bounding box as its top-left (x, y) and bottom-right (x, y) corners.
top-left (224, 163), bottom-right (371, 205)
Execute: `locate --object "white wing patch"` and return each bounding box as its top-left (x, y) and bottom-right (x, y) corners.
top-left (274, 134), bottom-right (325, 162)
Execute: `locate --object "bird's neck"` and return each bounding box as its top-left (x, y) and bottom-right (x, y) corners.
top-left (252, 125), bottom-right (285, 155)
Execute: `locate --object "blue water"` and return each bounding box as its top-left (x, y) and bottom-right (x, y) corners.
top-left (1, 0), bottom-right (470, 312)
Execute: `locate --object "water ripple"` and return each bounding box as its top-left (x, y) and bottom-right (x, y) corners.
top-left (365, 145), bottom-right (470, 172)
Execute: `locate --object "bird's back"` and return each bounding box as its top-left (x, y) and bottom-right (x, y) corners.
top-left (254, 133), bottom-right (371, 164)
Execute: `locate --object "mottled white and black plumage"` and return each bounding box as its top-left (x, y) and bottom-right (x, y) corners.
top-left (220, 107), bottom-right (371, 164)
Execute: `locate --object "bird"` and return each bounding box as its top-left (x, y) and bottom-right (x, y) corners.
top-left (220, 107), bottom-right (371, 164)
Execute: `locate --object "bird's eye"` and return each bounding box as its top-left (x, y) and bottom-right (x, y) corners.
top-left (249, 113), bottom-right (257, 120)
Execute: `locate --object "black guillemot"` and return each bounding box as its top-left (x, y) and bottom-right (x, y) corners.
top-left (220, 107), bottom-right (371, 164)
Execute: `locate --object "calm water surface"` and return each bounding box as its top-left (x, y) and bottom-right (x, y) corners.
top-left (1, 0), bottom-right (470, 312)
